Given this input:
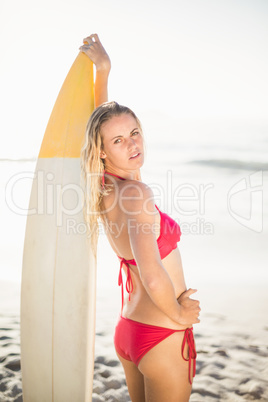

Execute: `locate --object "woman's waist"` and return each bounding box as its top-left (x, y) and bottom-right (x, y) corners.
top-left (122, 291), bottom-right (190, 331)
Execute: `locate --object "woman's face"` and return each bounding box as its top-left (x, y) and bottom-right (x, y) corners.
top-left (100, 113), bottom-right (144, 173)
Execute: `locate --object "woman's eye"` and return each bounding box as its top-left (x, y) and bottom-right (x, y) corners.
top-left (114, 132), bottom-right (139, 144)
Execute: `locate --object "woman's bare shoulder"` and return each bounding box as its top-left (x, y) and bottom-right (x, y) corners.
top-left (119, 179), bottom-right (153, 196)
top-left (118, 180), bottom-right (156, 218)
top-left (101, 180), bottom-right (156, 222)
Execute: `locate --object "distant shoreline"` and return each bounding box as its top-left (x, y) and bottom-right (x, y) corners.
top-left (0, 158), bottom-right (36, 162)
top-left (1, 157), bottom-right (268, 172)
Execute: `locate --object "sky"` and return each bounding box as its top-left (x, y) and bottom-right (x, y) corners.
top-left (0, 0), bottom-right (268, 158)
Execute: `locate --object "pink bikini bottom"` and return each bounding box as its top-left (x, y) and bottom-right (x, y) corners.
top-left (114, 315), bottom-right (196, 384)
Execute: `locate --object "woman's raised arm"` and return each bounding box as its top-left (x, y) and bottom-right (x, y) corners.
top-left (79, 33), bottom-right (111, 107)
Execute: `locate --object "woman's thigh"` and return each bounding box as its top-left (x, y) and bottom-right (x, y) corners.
top-left (138, 332), bottom-right (192, 402)
top-left (116, 352), bottom-right (146, 402)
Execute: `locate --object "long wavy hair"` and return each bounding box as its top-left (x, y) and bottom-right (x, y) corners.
top-left (80, 101), bottom-right (143, 259)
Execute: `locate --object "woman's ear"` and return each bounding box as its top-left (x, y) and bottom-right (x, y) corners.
top-left (100, 150), bottom-right (107, 159)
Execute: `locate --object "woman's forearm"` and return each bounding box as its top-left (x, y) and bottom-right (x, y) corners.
top-left (141, 262), bottom-right (200, 326)
top-left (141, 263), bottom-right (183, 324)
top-left (94, 69), bottom-right (110, 108)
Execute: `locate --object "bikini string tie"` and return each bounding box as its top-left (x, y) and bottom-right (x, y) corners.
top-left (181, 327), bottom-right (197, 385)
top-left (118, 257), bottom-right (134, 313)
top-left (101, 171), bottom-right (105, 189)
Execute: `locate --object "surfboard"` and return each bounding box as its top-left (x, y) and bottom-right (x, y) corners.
top-left (20, 52), bottom-right (96, 401)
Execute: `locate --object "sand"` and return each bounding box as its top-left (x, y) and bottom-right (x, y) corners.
top-left (0, 281), bottom-right (268, 402)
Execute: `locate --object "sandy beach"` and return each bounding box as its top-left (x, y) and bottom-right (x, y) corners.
top-left (0, 280), bottom-right (268, 402)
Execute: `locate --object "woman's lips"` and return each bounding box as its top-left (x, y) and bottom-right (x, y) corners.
top-left (129, 152), bottom-right (141, 159)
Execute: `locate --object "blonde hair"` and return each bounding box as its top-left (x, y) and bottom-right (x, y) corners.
top-left (80, 101), bottom-right (142, 259)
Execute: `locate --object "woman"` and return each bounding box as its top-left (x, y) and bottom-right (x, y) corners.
top-left (80, 34), bottom-right (200, 402)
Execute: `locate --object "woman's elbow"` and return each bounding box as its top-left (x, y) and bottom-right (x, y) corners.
top-left (141, 269), bottom-right (163, 292)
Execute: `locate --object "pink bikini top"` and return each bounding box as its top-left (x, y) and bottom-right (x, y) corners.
top-left (103, 171), bottom-right (181, 310)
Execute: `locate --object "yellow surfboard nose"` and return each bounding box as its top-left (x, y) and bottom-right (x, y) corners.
top-left (38, 52), bottom-right (94, 158)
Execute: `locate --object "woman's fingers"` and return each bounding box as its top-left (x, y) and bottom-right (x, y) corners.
top-left (83, 34), bottom-right (94, 43)
top-left (183, 288), bottom-right (197, 298)
top-left (83, 33), bottom-right (100, 45)
top-left (80, 44), bottom-right (92, 51)
top-left (178, 288), bottom-right (199, 303)
top-left (90, 33), bottom-right (99, 42)
top-left (177, 288), bottom-right (201, 325)
top-left (79, 33), bottom-right (111, 73)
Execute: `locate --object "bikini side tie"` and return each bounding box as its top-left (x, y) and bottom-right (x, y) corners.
top-left (181, 327), bottom-right (197, 385)
top-left (117, 257), bottom-right (134, 314)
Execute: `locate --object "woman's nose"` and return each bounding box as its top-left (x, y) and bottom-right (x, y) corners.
top-left (127, 137), bottom-right (136, 149)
